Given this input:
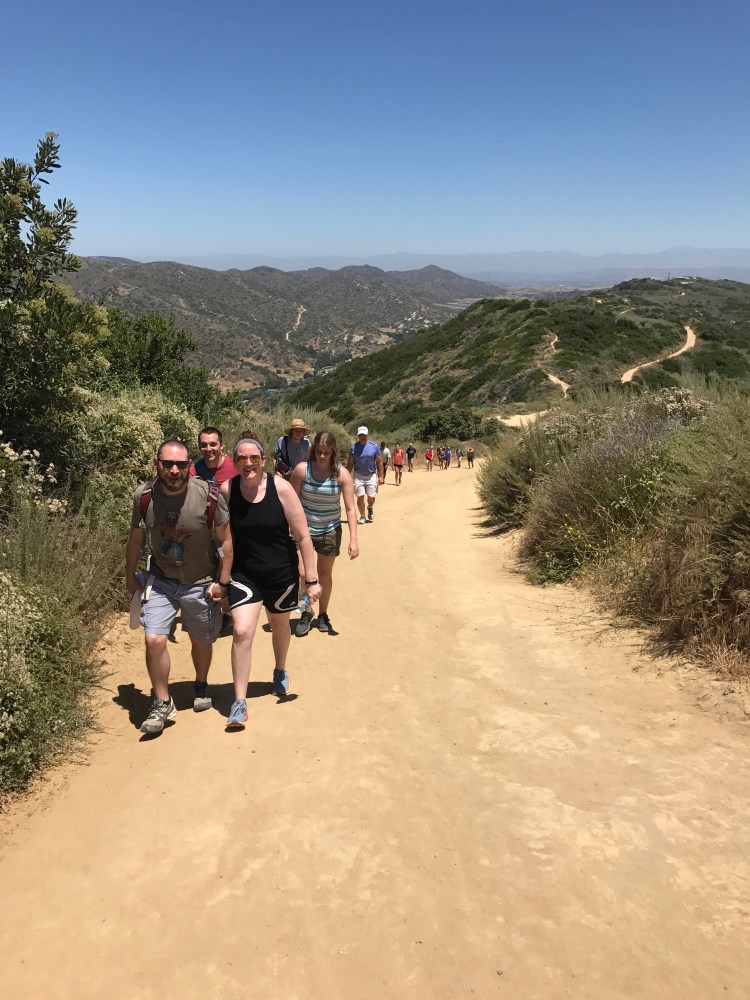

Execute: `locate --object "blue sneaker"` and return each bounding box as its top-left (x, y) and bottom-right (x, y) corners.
top-left (226, 698), bottom-right (248, 729)
top-left (273, 669), bottom-right (290, 697)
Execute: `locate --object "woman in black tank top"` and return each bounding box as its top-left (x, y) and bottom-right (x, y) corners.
top-left (219, 433), bottom-right (322, 730)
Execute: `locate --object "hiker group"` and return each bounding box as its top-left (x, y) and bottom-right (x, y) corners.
top-left (126, 420), bottom-right (395, 735)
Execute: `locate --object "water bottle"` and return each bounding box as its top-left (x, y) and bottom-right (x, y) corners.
top-left (297, 593), bottom-right (311, 614)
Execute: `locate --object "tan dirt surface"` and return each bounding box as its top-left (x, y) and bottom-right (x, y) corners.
top-left (1, 465), bottom-right (749, 1000)
top-left (621, 325), bottom-right (697, 383)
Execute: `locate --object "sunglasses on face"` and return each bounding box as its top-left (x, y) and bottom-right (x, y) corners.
top-left (158, 459), bottom-right (190, 470)
top-left (235, 454), bottom-right (262, 466)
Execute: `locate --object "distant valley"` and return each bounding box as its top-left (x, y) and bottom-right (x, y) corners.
top-left (62, 258), bottom-right (523, 388)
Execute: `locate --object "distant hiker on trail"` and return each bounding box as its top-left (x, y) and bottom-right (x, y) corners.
top-left (125, 440), bottom-right (233, 735)
top-left (406, 444), bottom-right (417, 473)
top-left (425, 446), bottom-right (434, 471)
top-left (222, 432), bottom-right (321, 729)
top-left (444, 446), bottom-right (452, 470)
top-left (274, 418), bottom-right (312, 480)
top-left (190, 426), bottom-right (239, 484)
top-left (291, 431), bottom-right (359, 637)
top-left (455, 446), bottom-right (464, 468)
top-left (347, 426), bottom-right (384, 523)
top-left (466, 446), bottom-right (475, 469)
top-left (437, 445), bottom-right (445, 470)
top-left (392, 445), bottom-right (404, 485)
top-left (380, 442), bottom-right (391, 478)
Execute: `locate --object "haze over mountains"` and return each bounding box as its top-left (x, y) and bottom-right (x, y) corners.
top-left (168, 247), bottom-right (750, 285)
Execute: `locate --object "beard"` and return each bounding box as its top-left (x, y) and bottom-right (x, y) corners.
top-left (157, 467), bottom-right (189, 494)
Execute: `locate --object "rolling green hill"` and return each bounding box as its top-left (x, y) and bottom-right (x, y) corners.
top-left (61, 258), bottom-right (508, 386)
top-left (290, 278), bottom-right (750, 431)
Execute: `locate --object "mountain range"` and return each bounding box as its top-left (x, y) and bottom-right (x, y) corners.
top-left (62, 258), bottom-right (511, 386)
top-left (165, 247), bottom-right (750, 285)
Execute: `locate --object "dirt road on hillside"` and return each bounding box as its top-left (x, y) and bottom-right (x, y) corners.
top-left (1, 466), bottom-right (749, 999)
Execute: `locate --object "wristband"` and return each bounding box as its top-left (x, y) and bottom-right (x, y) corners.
top-left (305, 579), bottom-right (318, 585)
top-left (218, 580), bottom-right (231, 588)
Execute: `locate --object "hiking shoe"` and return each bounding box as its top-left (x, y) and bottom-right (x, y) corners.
top-left (193, 681), bottom-right (212, 712)
top-left (367, 507), bottom-right (374, 522)
top-left (140, 697), bottom-right (177, 734)
top-left (357, 515), bottom-right (367, 525)
top-left (273, 668), bottom-right (290, 697)
top-left (218, 613), bottom-right (234, 638)
top-left (317, 612), bottom-right (332, 633)
top-left (226, 699), bottom-right (248, 729)
top-left (295, 609), bottom-right (314, 637)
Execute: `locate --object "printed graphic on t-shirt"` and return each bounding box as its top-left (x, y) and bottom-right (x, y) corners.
top-left (159, 508), bottom-right (190, 566)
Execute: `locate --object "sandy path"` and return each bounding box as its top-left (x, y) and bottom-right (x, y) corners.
top-left (621, 325), bottom-right (697, 383)
top-left (1, 466), bottom-right (749, 999)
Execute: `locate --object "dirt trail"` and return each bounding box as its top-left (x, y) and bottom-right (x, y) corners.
top-left (621, 325), bottom-right (697, 383)
top-left (1, 467), bottom-right (749, 999)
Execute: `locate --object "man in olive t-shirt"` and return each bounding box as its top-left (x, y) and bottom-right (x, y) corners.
top-left (125, 440), bottom-right (233, 735)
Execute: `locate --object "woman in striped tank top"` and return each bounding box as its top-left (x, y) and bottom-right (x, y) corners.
top-left (290, 431), bottom-right (359, 636)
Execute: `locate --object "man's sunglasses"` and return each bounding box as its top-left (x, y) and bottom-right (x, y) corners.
top-left (158, 459), bottom-right (190, 470)
top-left (235, 454), bottom-right (262, 466)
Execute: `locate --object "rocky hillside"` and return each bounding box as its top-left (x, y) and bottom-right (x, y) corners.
top-left (61, 258), bottom-right (507, 387)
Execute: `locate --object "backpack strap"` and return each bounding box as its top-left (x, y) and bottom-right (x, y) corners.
top-left (139, 479), bottom-right (157, 523)
top-left (205, 480), bottom-right (220, 530)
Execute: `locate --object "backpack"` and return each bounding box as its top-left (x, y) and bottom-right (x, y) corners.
top-left (139, 478), bottom-right (221, 531)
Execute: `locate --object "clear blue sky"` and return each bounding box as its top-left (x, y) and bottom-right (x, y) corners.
top-left (3, 0), bottom-right (748, 261)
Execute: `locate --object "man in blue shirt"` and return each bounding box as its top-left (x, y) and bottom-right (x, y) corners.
top-left (346, 426), bottom-right (384, 523)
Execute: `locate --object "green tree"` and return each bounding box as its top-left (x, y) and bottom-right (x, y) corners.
top-left (1, 132), bottom-right (80, 302)
top-left (102, 308), bottom-right (242, 422)
top-left (0, 136), bottom-right (107, 444)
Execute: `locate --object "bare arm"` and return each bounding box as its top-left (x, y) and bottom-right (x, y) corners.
top-left (125, 526), bottom-right (145, 596)
top-left (289, 462), bottom-right (306, 496)
top-left (376, 454), bottom-right (384, 483)
top-left (346, 450), bottom-right (354, 473)
top-left (337, 466), bottom-right (359, 559)
top-left (275, 478), bottom-right (322, 603)
top-left (207, 520), bottom-right (233, 603)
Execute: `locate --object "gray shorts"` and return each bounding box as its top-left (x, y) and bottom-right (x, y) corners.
top-left (311, 525), bottom-right (342, 557)
top-left (137, 572), bottom-right (221, 643)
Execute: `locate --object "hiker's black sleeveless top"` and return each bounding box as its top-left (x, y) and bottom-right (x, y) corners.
top-left (229, 474), bottom-right (297, 583)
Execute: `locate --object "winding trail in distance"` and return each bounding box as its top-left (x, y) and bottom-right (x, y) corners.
top-left (285, 304), bottom-right (307, 342)
top-left (621, 325), bottom-right (697, 383)
top-left (0, 465), bottom-right (748, 1000)
top-left (499, 325), bottom-right (697, 427)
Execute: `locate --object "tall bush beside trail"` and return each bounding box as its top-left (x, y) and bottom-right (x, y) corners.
top-left (0, 501), bottom-right (121, 795)
top-left (519, 415), bottom-right (673, 582)
top-left (475, 408), bottom-right (604, 529)
top-left (60, 387), bottom-right (199, 526)
top-left (619, 394), bottom-right (750, 656)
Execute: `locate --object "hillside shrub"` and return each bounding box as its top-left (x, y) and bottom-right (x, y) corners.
top-left (415, 407), bottom-right (500, 444)
top-left (476, 384), bottom-right (750, 670)
top-left (0, 446), bottom-right (121, 794)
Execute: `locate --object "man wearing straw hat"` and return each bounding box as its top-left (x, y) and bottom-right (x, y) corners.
top-left (274, 418), bottom-right (312, 480)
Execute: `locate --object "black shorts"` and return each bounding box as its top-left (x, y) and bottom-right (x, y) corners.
top-left (228, 570), bottom-right (299, 615)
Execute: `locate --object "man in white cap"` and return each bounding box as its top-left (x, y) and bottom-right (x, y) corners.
top-left (274, 418), bottom-right (312, 479)
top-left (347, 426), bottom-right (384, 523)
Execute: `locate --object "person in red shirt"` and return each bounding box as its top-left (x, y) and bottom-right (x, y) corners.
top-left (190, 426), bottom-right (239, 484)
top-left (392, 445), bottom-right (404, 485)
top-left (425, 446), bottom-right (434, 472)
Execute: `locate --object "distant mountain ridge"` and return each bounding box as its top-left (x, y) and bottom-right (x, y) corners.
top-left (62, 258), bottom-right (508, 387)
top-left (160, 247), bottom-right (750, 284)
